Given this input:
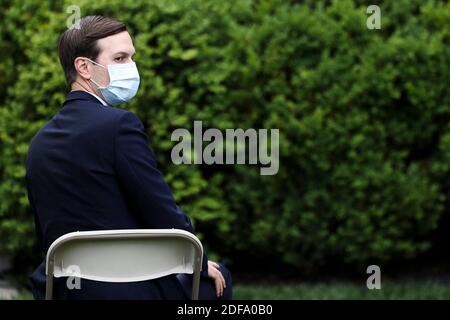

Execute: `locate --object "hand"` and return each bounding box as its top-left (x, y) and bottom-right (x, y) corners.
top-left (207, 260), bottom-right (226, 298)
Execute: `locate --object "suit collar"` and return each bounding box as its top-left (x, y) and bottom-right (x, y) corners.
top-left (63, 90), bottom-right (107, 106)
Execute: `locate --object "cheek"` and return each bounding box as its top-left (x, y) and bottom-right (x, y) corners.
top-left (96, 68), bottom-right (110, 87)
top-left (103, 68), bottom-right (111, 84)
top-left (95, 57), bottom-right (112, 85)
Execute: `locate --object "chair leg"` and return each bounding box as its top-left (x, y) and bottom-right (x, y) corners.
top-left (192, 270), bottom-right (200, 300)
top-left (45, 273), bottom-right (53, 300)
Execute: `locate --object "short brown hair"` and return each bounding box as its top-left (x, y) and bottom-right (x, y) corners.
top-left (58, 15), bottom-right (127, 86)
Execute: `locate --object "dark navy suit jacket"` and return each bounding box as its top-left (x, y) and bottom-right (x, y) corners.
top-left (25, 91), bottom-right (208, 299)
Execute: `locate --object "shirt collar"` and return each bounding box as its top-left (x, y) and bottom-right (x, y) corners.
top-left (85, 91), bottom-right (108, 106)
top-left (63, 90), bottom-right (109, 108)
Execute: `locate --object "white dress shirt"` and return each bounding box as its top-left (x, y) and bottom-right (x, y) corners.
top-left (85, 91), bottom-right (108, 106)
top-left (70, 90), bottom-right (108, 106)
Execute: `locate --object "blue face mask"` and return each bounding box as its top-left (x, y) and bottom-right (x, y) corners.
top-left (87, 58), bottom-right (140, 106)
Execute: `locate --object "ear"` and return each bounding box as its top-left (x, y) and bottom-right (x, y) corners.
top-left (74, 57), bottom-right (91, 80)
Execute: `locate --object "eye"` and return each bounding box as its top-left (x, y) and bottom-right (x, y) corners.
top-left (114, 56), bottom-right (124, 62)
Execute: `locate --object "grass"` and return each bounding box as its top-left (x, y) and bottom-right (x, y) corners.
top-left (8, 291), bottom-right (33, 300)
top-left (2, 281), bottom-right (450, 300)
top-left (233, 281), bottom-right (450, 299)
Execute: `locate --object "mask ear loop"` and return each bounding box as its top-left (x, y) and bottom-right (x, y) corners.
top-left (85, 58), bottom-right (107, 89)
top-left (89, 77), bottom-right (104, 89)
top-left (85, 58), bottom-right (106, 68)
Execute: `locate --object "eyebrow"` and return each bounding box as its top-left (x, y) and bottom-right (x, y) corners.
top-left (114, 51), bottom-right (136, 56)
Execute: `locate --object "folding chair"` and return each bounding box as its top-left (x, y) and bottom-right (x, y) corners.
top-left (45, 229), bottom-right (203, 300)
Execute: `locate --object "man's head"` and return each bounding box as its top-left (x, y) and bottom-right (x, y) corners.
top-left (58, 16), bottom-right (137, 99)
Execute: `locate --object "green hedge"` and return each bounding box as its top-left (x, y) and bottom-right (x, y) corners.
top-left (0, 0), bottom-right (449, 273)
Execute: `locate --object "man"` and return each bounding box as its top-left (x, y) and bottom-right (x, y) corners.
top-left (25, 15), bottom-right (232, 300)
